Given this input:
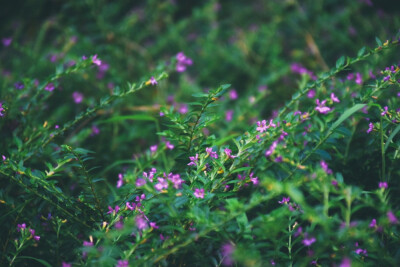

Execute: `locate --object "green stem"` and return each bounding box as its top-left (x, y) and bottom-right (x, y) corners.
top-left (380, 117), bottom-right (386, 182)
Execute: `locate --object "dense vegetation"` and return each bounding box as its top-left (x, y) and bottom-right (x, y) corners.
top-left (1, 1), bottom-right (399, 266)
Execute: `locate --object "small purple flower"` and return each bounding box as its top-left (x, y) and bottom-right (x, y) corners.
top-left (14, 81), bottom-right (24, 90)
top-left (256, 120), bottom-right (267, 133)
top-left (62, 262), bottom-right (72, 267)
top-left (126, 202), bottom-right (136, 210)
top-left (355, 72), bottom-right (363, 84)
top-left (249, 173), bottom-right (259, 185)
top-left (17, 223), bottom-right (26, 231)
top-left (229, 89), bottom-right (238, 100)
top-left (194, 188), bottom-right (205, 199)
top-left (265, 141), bottom-right (278, 157)
top-left (206, 147), bottom-right (218, 159)
top-left (381, 106), bottom-right (388, 116)
top-left (150, 76), bottom-right (157, 85)
top-left (154, 177), bottom-right (168, 191)
top-left (83, 240), bottom-right (93, 247)
top-left (383, 75), bottom-right (390, 82)
top-left (225, 110), bottom-right (234, 121)
top-left (116, 173), bottom-right (124, 188)
top-left (187, 154), bottom-right (199, 166)
top-left (221, 243), bottom-right (234, 266)
top-left (339, 257), bottom-right (351, 267)
top-left (150, 222), bottom-right (159, 229)
top-left (315, 99), bottom-right (331, 114)
top-left (178, 103), bottom-right (188, 114)
top-left (0, 103), bottom-right (5, 117)
top-left (2, 155), bottom-right (6, 161)
top-left (347, 73), bottom-right (354, 80)
top-left (366, 122), bottom-right (374, 133)
top-left (355, 248), bottom-right (368, 256)
top-left (91, 125), bottom-right (100, 136)
top-left (116, 260), bottom-right (129, 267)
top-left (2, 37), bottom-right (12, 47)
top-left (135, 215), bottom-right (148, 230)
top-left (302, 236), bottom-right (316, 246)
top-left (44, 83), bottom-right (55, 92)
top-left (168, 173), bottom-right (184, 189)
top-left (320, 160), bottom-right (333, 174)
top-left (369, 218), bottom-right (377, 228)
top-left (150, 145), bottom-right (158, 154)
top-left (307, 89), bottom-right (316, 98)
top-left (165, 140), bottom-right (174, 150)
top-left (278, 197), bottom-right (290, 204)
top-left (387, 211), bottom-right (399, 224)
top-left (379, 181), bottom-right (388, 189)
top-left (224, 148), bottom-right (236, 159)
top-left (176, 52), bottom-right (193, 72)
top-left (92, 54), bottom-right (101, 66)
top-left (107, 205), bottom-right (120, 215)
top-left (330, 93), bottom-right (340, 103)
top-left (72, 91), bottom-right (84, 103)
top-left (369, 70), bottom-right (376, 79)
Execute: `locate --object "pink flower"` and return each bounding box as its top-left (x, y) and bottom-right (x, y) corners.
top-left (91, 125), bottom-right (100, 135)
top-left (150, 222), bottom-right (159, 229)
top-left (176, 52), bottom-right (193, 72)
top-left (366, 122), bottom-right (374, 133)
top-left (165, 141), bottom-right (174, 150)
top-left (320, 160), bottom-right (333, 174)
top-left (116, 173), bottom-right (124, 188)
top-left (225, 110), bottom-right (234, 121)
top-left (379, 181), bottom-right (388, 189)
top-left (249, 173), bottom-right (259, 185)
top-left (278, 197), bottom-right (290, 204)
top-left (135, 215), bottom-right (148, 230)
top-left (265, 141), bottom-right (278, 157)
top-left (307, 89), bottom-right (316, 98)
top-left (302, 236), bottom-right (316, 246)
top-left (44, 83), bottom-right (55, 92)
top-left (339, 258), bottom-right (351, 267)
top-left (206, 147), bottom-right (218, 159)
top-left (0, 102), bottom-right (5, 117)
top-left (2, 37), bottom-right (12, 47)
top-left (330, 93), bottom-right (340, 103)
top-left (194, 188), bottom-right (205, 199)
top-left (62, 262), bottom-right (72, 267)
top-left (381, 106), bottom-right (388, 116)
top-left (355, 72), bottom-right (363, 84)
top-left (369, 218), bottom-right (377, 228)
top-left (116, 260), bottom-right (129, 267)
top-left (92, 54), bottom-right (101, 66)
top-left (256, 120), bottom-right (267, 133)
top-left (188, 154), bottom-right (199, 166)
top-left (315, 99), bottom-right (331, 114)
top-left (229, 89), bottom-right (238, 100)
top-left (150, 76), bottom-right (157, 85)
top-left (221, 243), bottom-right (234, 266)
top-left (387, 211), bottom-right (399, 224)
top-left (154, 177), bottom-right (168, 191)
top-left (150, 145), bottom-right (158, 154)
top-left (224, 148), bottom-right (236, 159)
top-left (72, 91), bottom-right (84, 103)
top-left (168, 173), bottom-right (184, 189)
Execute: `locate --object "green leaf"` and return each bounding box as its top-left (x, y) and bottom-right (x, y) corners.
top-left (384, 124), bottom-right (400, 152)
top-left (357, 46), bottom-right (366, 57)
top-left (336, 56), bottom-right (345, 69)
top-left (98, 114), bottom-right (156, 124)
top-left (375, 37), bottom-right (382, 46)
top-left (231, 167), bottom-right (252, 174)
top-left (17, 256), bottom-right (52, 267)
top-left (328, 104), bottom-right (366, 133)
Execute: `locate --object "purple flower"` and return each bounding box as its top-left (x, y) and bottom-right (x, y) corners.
top-left (366, 122), bottom-right (374, 133)
top-left (83, 240), bottom-right (93, 247)
top-left (387, 211), bottom-right (399, 224)
top-left (168, 173), bottom-right (184, 189)
top-left (339, 257), bottom-right (351, 267)
top-left (307, 89), bottom-right (316, 98)
top-left (92, 54), bottom-right (101, 66)
top-left (320, 160), bottom-right (333, 174)
top-left (116, 173), bottom-right (124, 188)
top-left (347, 73), bottom-right (354, 80)
top-left (135, 178), bottom-right (146, 187)
top-left (0, 102), bottom-right (5, 117)
top-left (165, 140), bottom-right (174, 150)
top-left (302, 236), bottom-right (316, 246)
top-left (229, 89), bottom-right (238, 100)
top-left (107, 205), bottom-right (120, 215)
top-left (62, 262), bottom-right (72, 267)
top-left (379, 181), bottom-right (388, 189)
top-left (256, 120), bottom-right (267, 133)
top-left (383, 75), bottom-right (390, 82)
top-left (154, 177), bottom-right (168, 191)
top-left (330, 93), bottom-right (340, 103)
top-left (14, 81), bottom-right (24, 90)
top-left (135, 215), bottom-right (148, 230)
top-left (221, 243), bottom-right (234, 266)
top-left (355, 72), bottom-right (363, 84)
top-left (381, 106), bottom-right (388, 116)
top-left (194, 188), bottom-right (205, 199)
top-left (206, 147), bottom-right (218, 159)
top-left (44, 83), bottom-right (55, 92)
top-left (150, 222), bottom-right (159, 229)
top-left (249, 173), bottom-right (259, 185)
top-left (265, 141), bottom-right (278, 157)
top-left (315, 99), bottom-right (331, 114)
top-left (355, 248), bottom-right (368, 256)
top-left (176, 52), bottom-right (193, 72)
top-left (224, 148), bottom-right (236, 159)
top-left (150, 76), bottom-right (157, 85)
top-left (369, 70), bottom-right (376, 79)
top-left (225, 110), bottom-right (234, 121)
top-left (150, 145), bottom-right (158, 154)
top-left (2, 37), bottom-right (12, 47)
top-left (116, 260), bottom-right (129, 267)
top-left (17, 223), bottom-right (26, 231)
top-left (126, 202), bottom-right (136, 211)
top-left (278, 197), bottom-right (290, 204)
top-left (188, 154), bottom-right (199, 166)
top-left (369, 218), bottom-right (377, 228)
top-left (72, 91), bottom-right (84, 103)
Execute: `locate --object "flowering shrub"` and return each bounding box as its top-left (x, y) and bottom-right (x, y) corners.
top-left (1, 1), bottom-right (400, 266)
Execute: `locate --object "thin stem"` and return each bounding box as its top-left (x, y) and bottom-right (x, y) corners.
top-left (380, 117), bottom-right (386, 182)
